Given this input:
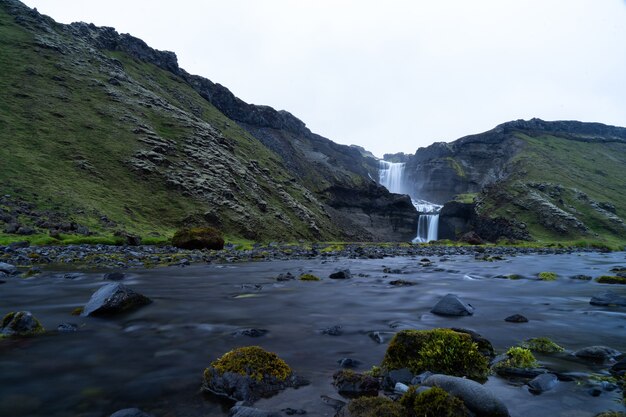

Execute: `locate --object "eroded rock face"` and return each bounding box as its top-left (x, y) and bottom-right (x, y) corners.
top-left (81, 283), bottom-right (152, 317)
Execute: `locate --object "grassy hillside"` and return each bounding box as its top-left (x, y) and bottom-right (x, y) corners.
top-left (0, 4), bottom-right (342, 243)
top-left (477, 133), bottom-right (626, 246)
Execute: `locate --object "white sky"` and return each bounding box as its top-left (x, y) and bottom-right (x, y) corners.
top-left (21, 0), bottom-right (626, 158)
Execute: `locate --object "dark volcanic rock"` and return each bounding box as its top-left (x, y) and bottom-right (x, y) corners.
top-left (0, 311), bottom-right (45, 337)
top-left (527, 373), bottom-right (558, 394)
top-left (203, 368), bottom-right (304, 403)
top-left (431, 293), bottom-right (475, 316)
top-left (332, 369), bottom-right (379, 397)
top-left (574, 346), bottom-right (621, 363)
top-left (505, 314), bottom-right (529, 323)
top-left (329, 269), bottom-right (352, 279)
top-left (423, 374), bottom-right (510, 417)
top-left (81, 283), bottom-right (152, 317)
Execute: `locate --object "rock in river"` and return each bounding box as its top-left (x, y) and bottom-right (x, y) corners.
top-left (329, 269), bottom-right (352, 279)
top-left (527, 373), bottom-right (558, 394)
top-left (0, 311), bottom-right (45, 337)
top-left (423, 374), bottom-right (510, 417)
top-left (0, 262), bottom-right (17, 275)
top-left (431, 293), bottom-right (475, 316)
top-left (590, 292), bottom-right (626, 307)
top-left (574, 346), bottom-right (621, 363)
top-left (81, 283), bottom-right (152, 317)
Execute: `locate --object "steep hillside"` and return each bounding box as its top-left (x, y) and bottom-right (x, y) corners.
top-left (405, 119), bottom-right (626, 244)
top-left (0, 0), bottom-right (417, 243)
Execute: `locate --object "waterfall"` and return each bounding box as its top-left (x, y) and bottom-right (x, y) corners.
top-left (378, 159), bottom-right (441, 243)
top-left (378, 160), bottom-right (406, 195)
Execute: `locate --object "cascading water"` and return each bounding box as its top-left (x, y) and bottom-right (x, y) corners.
top-left (378, 160), bottom-right (441, 242)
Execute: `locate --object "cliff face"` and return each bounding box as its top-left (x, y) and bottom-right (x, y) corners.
top-left (0, 0), bottom-right (416, 242)
top-left (407, 119), bottom-right (626, 243)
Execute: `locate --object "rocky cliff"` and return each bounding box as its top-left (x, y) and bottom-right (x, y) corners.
top-left (408, 119), bottom-right (626, 244)
top-left (0, 0), bottom-right (416, 243)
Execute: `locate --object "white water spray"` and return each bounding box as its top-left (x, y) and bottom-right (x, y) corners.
top-left (378, 160), bottom-right (441, 242)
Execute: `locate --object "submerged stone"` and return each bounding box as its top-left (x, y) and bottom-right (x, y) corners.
top-left (0, 262), bottom-right (17, 275)
top-left (528, 373), bottom-right (558, 394)
top-left (590, 292), bottom-right (626, 307)
top-left (81, 283), bottom-right (152, 317)
top-left (329, 269), bottom-right (352, 279)
top-left (574, 346), bottom-right (621, 363)
top-left (504, 314), bottom-right (528, 323)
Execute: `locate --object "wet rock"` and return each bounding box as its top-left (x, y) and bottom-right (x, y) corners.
top-left (383, 267), bottom-right (403, 274)
top-left (610, 358), bottom-right (626, 376)
top-left (450, 328), bottom-right (495, 358)
top-left (329, 269), bottom-right (352, 279)
top-left (411, 371), bottom-right (433, 385)
top-left (337, 358), bottom-right (361, 368)
top-left (229, 406), bottom-right (281, 417)
top-left (368, 331), bottom-right (387, 344)
top-left (332, 369), bottom-right (379, 397)
top-left (431, 293), bottom-right (475, 316)
top-left (394, 382), bottom-right (409, 394)
top-left (64, 273), bottom-right (81, 280)
top-left (110, 408), bottom-right (155, 417)
top-left (389, 279), bottom-right (415, 286)
top-left (0, 262), bottom-right (17, 275)
top-left (322, 325), bottom-right (342, 336)
top-left (233, 328), bottom-right (268, 337)
top-left (505, 314), bottom-right (528, 323)
top-left (570, 274), bottom-right (592, 281)
top-left (383, 368), bottom-right (413, 389)
top-left (57, 322), bottom-right (78, 332)
top-left (104, 271), bottom-right (125, 281)
top-left (203, 346), bottom-right (305, 403)
top-left (574, 346), bottom-right (621, 363)
top-left (320, 395), bottom-right (346, 412)
top-left (275, 272), bottom-right (295, 281)
top-left (527, 373), bottom-right (558, 394)
top-left (281, 408), bottom-right (306, 416)
top-left (0, 311), bottom-right (45, 337)
top-left (589, 292), bottom-right (626, 307)
top-left (81, 283), bottom-right (152, 317)
top-left (423, 374), bottom-right (510, 417)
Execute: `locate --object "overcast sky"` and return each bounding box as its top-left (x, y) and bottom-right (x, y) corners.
top-left (21, 0), bottom-right (626, 158)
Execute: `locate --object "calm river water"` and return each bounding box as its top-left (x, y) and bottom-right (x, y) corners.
top-left (1, 252), bottom-right (625, 417)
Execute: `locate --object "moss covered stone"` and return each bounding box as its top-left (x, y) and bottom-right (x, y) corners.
top-left (494, 347), bottom-right (538, 369)
top-left (382, 329), bottom-right (489, 381)
top-left (171, 227), bottom-right (224, 250)
top-left (0, 311), bottom-right (45, 337)
top-left (299, 273), bottom-right (320, 281)
top-left (346, 396), bottom-right (404, 417)
top-left (596, 276), bottom-right (626, 285)
top-left (521, 337), bottom-right (564, 353)
top-left (400, 386), bottom-right (470, 417)
top-left (538, 272), bottom-right (557, 281)
top-left (208, 346), bottom-right (291, 382)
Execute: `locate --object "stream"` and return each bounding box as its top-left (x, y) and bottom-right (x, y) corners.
top-left (1, 251), bottom-right (625, 417)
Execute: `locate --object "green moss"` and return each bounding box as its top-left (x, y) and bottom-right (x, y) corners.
top-left (453, 193), bottom-right (477, 204)
top-left (596, 276), bottom-right (626, 285)
top-left (520, 337), bottom-right (564, 353)
top-left (538, 272), bottom-right (557, 281)
top-left (71, 307), bottom-right (84, 316)
top-left (347, 396), bottom-right (404, 417)
top-left (400, 386), bottom-right (469, 417)
top-left (0, 311), bottom-right (45, 337)
top-left (382, 329), bottom-right (489, 381)
top-left (495, 347), bottom-right (538, 369)
top-left (299, 273), bottom-right (320, 281)
top-left (171, 227), bottom-right (224, 250)
top-left (364, 365), bottom-right (383, 378)
top-left (207, 346), bottom-right (291, 382)
top-left (505, 274), bottom-right (522, 280)
top-left (445, 157), bottom-right (466, 178)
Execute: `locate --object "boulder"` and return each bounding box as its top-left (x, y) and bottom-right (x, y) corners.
top-left (423, 374), bottom-right (510, 417)
top-left (590, 292), bottom-right (626, 306)
top-left (527, 373), bottom-right (558, 394)
top-left (0, 262), bottom-right (17, 275)
top-left (431, 293), bottom-right (475, 316)
top-left (0, 311), bottom-right (45, 337)
top-left (81, 283), bottom-right (152, 317)
top-left (203, 346), bottom-right (305, 403)
top-left (329, 269), bottom-right (352, 279)
top-left (171, 227), bottom-right (224, 250)
top-left (574, 346), bottom-right (621, 363)
top-left (504, 314), bottom-right (528, 323)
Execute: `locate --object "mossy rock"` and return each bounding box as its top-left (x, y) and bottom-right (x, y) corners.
top-left (596, 276), bottom-right (626, 285)
top-left (382, 329), bottom-right (489, 381)
top-left (171, 227), bottom-right (224, 250)
top-left (344, 396), bottom-right (404, 417)
top-left (521, 337), bottom-right (564, 353)
top-left (299, 273), bottom-right (320, 281)
top-left (538, 272), bottom-right (557, 281)
top-left (494, 347), bottom-right (538, 370)
top-left (0, 311), bottom-right (45, 338)
top-left (203, 346), bottom-right (301, 402)
top-left (400, 386), bottom-right (470, 417)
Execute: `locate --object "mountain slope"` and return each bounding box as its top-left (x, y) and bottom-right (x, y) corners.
top-left (0, 0), bottom-right (417, 243)
top-left (404, 119), bottom-right (626, 244)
